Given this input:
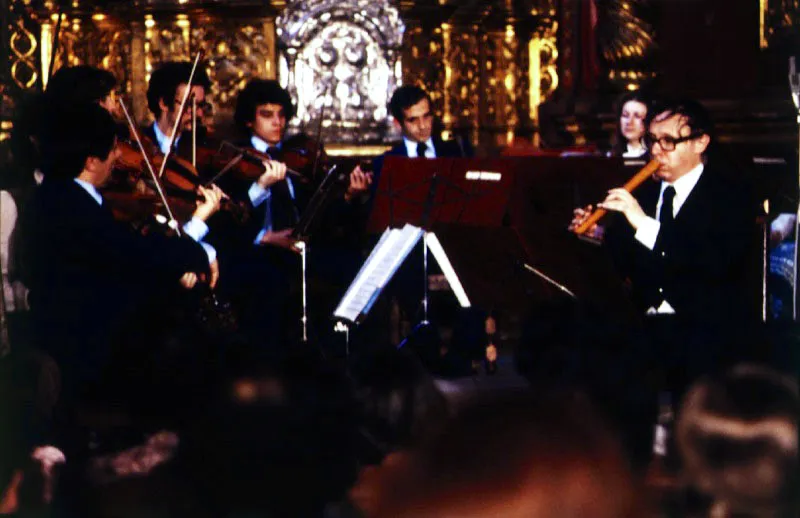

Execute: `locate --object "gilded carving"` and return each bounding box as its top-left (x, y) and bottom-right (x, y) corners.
top-left (193, 20), bottom-right (276, 113)
top-left (442, 26), bottom-right (480, 137)
top-left (763, 0), bottom-right (800, 48)
top-left (479, 27), bottom-right (518, 139)
top-left (597, 0), bottom-right (655, 90)
top-left (9, 19), bottom-right (38, 90)
top-left (402, 24), bottom-right (445, 117)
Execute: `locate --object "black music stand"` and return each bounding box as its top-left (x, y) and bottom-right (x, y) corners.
top-left (367, 156), bottom-right (515, 232)
top-left (349, 157), bottom-right (520, 328)
top-left (288, 163), bottom-right (350, 342)
top-left (292, 163), bottom-right (350, 241)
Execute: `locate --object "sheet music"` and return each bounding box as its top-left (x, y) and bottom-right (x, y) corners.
top-left (425, 232), bottom-right (471, 308)
top-left (334, 224), bottom-right (424, 323)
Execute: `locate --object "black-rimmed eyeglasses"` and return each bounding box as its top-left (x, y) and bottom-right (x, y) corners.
top-left (645, 131), bottom-right (704, 151)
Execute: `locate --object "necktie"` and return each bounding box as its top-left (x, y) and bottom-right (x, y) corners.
top-left (656, 185), bottom-right (676, 251)
top-left (269, 180), bottom-right (298, 232)
top-left (416, 141), bottom-right (427, 158)
top-left (659, 186), bottom-right (676, 230)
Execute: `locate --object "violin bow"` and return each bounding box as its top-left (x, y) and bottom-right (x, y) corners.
top-left (309, 84), bottom-right (331, 181)
top-left (118, 98), bottom-right (183, 236)
top-left (157, 51), bottom-right (203, 186)
top-left (192, 95), bottom-right (197, 168)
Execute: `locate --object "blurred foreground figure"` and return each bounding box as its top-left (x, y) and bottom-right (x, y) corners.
top-left (369, 391), bottom-right (642, 518)
top-left (677, 365), bottom-right (799, 518)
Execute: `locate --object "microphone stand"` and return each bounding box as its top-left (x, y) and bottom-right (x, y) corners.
top-left (789, 57), bottom-right (800, 320)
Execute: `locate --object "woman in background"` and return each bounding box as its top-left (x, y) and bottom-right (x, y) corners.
top-left (609, 91), bottom-right (650, 158)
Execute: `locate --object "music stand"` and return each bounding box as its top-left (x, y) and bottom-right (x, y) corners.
top-left (367, 156), bottom-right (515, 232)
top-left (290, 163), bottom-right (350, 342)
top-left (353, 156), bottom-right (518, 327)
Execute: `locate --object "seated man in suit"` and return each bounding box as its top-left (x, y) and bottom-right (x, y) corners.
top-left (373, 85), bottom-right (469, 182)
top-left (144, 61), bottom-right (213, 154)
top-left (371, 86), bottom-right (484, 373)
top-left (570, 99), bottom-right (760, 394)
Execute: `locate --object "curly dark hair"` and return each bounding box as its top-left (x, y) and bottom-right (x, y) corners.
top-left (146, 61), bottom-right (211, 118)
top-left (233, 79), bottom-right (295, 135)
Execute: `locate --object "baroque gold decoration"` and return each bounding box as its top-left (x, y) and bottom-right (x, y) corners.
top-left (596, 0), bottom-right (655, 90)
top-left (441, 25), bottom-right (480, 142)
top-left (193, 19), bottom-right (276, 113)
top-left (763, 0), bottom-right (800, 48)
top-left (10, 19), bottom-right (38, 89)
top-left (402, 23), bottom-right (445, 115)
top-left (278, 0), bottom-right (404, 143)
top-left (480, 26), bottom-right (519, 146)
top-left (142, 12), bottom-right (276, 124)
top-left (528, 20), bottom-right (558, 123)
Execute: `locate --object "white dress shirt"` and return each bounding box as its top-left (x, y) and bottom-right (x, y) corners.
top-left (152, 122), bottom-right (180, 155)
top-left (247, 135), bottom-right (297, 244)
top-left (622, 142), bottom-right (647, 158)
top-left (403, 137), bottom-right (436, 158)
top-left (633, 163), bottom-right (704, 314)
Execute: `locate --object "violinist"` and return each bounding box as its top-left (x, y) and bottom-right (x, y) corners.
top-left (207, 79), bottom-right (370, 348)
top-left (17, 102), bottom-right (224, 410)
top-left (143, 61), bottom-right (212, 155)
top-left (226, 79), bottom-right (372, 249)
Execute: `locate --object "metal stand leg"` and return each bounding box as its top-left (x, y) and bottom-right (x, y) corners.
top-left (298, 240), bottom-right (308, 343)
top-left (422, 232), bottom-right (430, 325)
top-left (789, 57), bottom-right (800, 320)
top-left (794, 127), bottom-right (800, 321)
top-left (333, 321), bottom-right (350, 357)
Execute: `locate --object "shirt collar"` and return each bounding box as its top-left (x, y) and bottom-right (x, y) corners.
top-left (73, 178), bottom-right (103, 205)
top-left (152, 122), bottom-right (178, 155)
top-left (623, 142), bottom-right (647, 158)
top-left (659, 162), bottom-right (704, 213)
top-left (250, 135), bottom-right (281, 154)
top-left (403, 136), bottom-right (435, 158)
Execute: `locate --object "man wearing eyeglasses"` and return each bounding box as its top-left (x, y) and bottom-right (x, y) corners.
top-left (144, 61), bottom-right (213, 155)
top-left (569, 99), bottom-right (761, 465)
top-left (571, 98), bottom-right (759, 323)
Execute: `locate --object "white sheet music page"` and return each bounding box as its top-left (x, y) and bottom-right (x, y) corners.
top-left (333, 224), bottom-right (424, 323)
top-left (425, 232), bottom-right (471, 308)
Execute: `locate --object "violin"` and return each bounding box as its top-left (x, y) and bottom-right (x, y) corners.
top-left (201, 133), bottom-right (329, 187)
top-left (108, 136), bottom-right (249, 225)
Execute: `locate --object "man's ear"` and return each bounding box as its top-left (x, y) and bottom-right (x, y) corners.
top-left (83, 156), bottom-right (101, 176)
top-left (392, 118), bottom-right (402, 132)
top-left (693, 134), bottom-right (711, 155)
top-left (158, 97), bottom-right (170, 116)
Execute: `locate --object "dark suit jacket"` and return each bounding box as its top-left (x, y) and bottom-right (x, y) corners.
top-left (372, 136), bottom-right (467, 177)
top-left (370, 137), bottom-right (470, 207)
top-left (17, 179), bottom-right (209, 385)
top-left (605, 163), bottom-right (760, 322)
top-left (207, 138), bottom-right (318, 252)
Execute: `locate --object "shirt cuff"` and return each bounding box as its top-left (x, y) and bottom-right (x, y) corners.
top-left (200, 242), bottom-right (217, 264)
top-left (249, 182), bottom-right (270, 206)
top-left (254, 229), bottom-right (267, 246)
top-left (634, 216), bottom-right (660, 251)
top-left (182, 217), bottom-right (209, 242)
